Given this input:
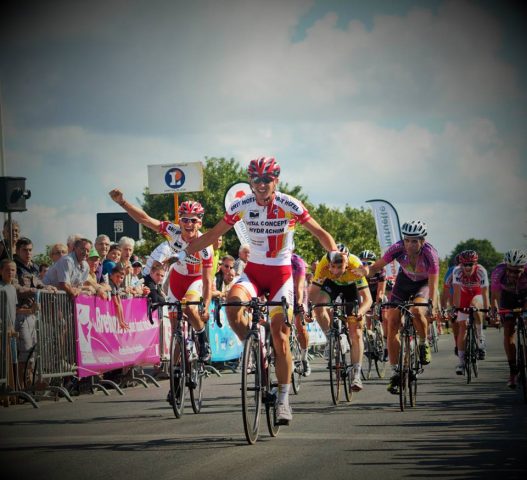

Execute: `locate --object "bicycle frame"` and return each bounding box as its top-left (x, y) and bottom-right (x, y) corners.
top-left (455, 307), bottom-right (488, 384)
top-left (217, 296), bottom-right (289, 445)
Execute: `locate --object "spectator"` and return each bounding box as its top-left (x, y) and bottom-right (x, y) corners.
top-left (84, 248), bottom-right (110, 298)
top-left (233, 243), bottom-right (250, 275)
top-left (102, 244), bottom-right (121, 276)
top-left (130, 259), bottom-right (144, 287)
top-left (143, 241), bottom-right (172, 277)
top-left (66, 234), bottom-right (83, 253)
top-left (212, 262), bottom-right (237, 299)
top-left (44, 238), bottom-right (91, 297)
top-left (13, 237), bottom-right (56, 388)
top-left (143, 263), bottom-right (166, 304)
top-left (43, 243), bottom-right (68, 285)
top-left (211, 235), bottom-right (223, 276)
top-left (0, 219), bottom-right (20, 261)
top-left (108, 264), bottom-right (128, 331)
top-left (94, 234), bottom-right (111, 282)
top-left (38, 263), bottom-right (49, 281)
top-left (213, 254), bottom-right (235, 293)
top-left (0, 259), bottom-right (17, 332)
top-left (118, 237), bottom-right (135, 281)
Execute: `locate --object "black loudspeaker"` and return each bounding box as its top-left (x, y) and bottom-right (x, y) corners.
top-left (0, 177), bottom-right (31, 212)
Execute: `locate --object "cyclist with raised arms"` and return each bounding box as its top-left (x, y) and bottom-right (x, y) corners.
top-left (356, 220), bottom-right (440, 394)
top-left (108, 192), bottom-right (213, 364)
top-left (490, 249), bottom-right (527, 388)
top-left (451, 250), bottom-right (490, 375)
top-left (310, 245), bottom-right (373, 391)
top-left (172, 157), bottom-right (337, 424)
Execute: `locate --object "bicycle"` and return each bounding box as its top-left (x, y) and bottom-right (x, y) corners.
top-left (455, 307), bottom-right (488, 384)
top-left (309, 296), bottom-right (356, 405)
top-left (381, 300), bottom-right (431, 412)
top-left (428, 319), bottom-right (439, 353)
top-left (148, 298), bottom-right (206, 418)
top-left (215, 295), bottom-right (290, 445)
top-left (497, 308), bottom-right (527, 403)
top-left (362, 303), bottom-right (387, 380)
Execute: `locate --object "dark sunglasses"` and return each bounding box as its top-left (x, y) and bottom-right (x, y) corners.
top-left (251, 176), bottom-right (273, 185)
top-left (462, 263), bottom-right (475, 267)
top-left (180, 217), bottom-right (200, 224)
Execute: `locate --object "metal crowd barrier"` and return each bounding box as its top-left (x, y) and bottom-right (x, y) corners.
top-left (0, 290), bottom-right (38, 408)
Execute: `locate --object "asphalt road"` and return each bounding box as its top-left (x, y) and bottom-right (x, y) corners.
top-left (1, 327), bottom-right (526, 480)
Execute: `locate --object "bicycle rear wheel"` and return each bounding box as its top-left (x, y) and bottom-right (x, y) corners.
top-left (398, 333), bottom-right (409, 412)
top-left (241, 334), bottom-right (262, 445)
top-left (471, 330), bottom-right (479, 379)
top-left (290, 331), bottom-right (302, 394)
top-left (328, 332), bottom-right (342, 405)
top-left (430, 322), bottom-right (439, 353)
top-left (374, 328), bottom-right (387, 379)
top-left (362, 330), bottom-right (374, 380)
top-left (464, 326), bottom-right (474, 384)
top-left (517, 325), bottom-right (527, 403)
top-left (169, 333), bottom-right (186, 418)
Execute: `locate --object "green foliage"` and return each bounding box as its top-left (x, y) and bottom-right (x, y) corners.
top-left (33, 246), bottom-right (52, 266)
top-left (447, 238), bottom-right (503, 272)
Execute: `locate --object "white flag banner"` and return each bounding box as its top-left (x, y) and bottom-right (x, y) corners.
top-left (366, 199), bottom-right (401, 280)
top-left (224, 182), bottom-right (252, 246)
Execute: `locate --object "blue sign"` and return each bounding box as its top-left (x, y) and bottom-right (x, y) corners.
top-left (207, 304), bottom-right (243, 362)
top-left (164, 168), bottom-right (186, 189)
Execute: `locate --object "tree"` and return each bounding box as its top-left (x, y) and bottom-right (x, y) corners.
top-left (448, 239), bottom-right (502, 273)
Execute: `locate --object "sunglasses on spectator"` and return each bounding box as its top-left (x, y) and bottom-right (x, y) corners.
top-left (180, 217), bottom-right (201, 224)
top-left (251, 176), bottom-right (273, 185)
top-left (462, 263), bottom-right (475, 267)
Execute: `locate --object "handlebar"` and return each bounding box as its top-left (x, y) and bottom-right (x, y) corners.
top-left (215, 296), bottom-right (291, 327)
top-left (147, 298), bottom-right (204, 325)
top-left (380, 300), bottom-right (433, 316)
top-left (308, 299), bottom-right (359, 318)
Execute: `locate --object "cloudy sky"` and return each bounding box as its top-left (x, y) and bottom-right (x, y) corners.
top-left (1, 0), bottom-right (526, 258)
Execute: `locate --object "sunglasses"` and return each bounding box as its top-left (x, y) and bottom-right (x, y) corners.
top-left (180, 217), bottom-right (201, 224)
top-left (251, 176), bottom-right (273, 185)
top-left (462, 263), bottom-right (475, 267)
top-left (507, 267), bottom-right (523, 274)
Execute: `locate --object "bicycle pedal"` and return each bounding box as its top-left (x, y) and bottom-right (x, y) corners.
top-left (275, 418), bottom-right (290, 426)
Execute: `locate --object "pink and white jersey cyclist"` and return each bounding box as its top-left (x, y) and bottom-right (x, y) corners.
top-left (158, 220), bottom-right (213, 301)
top-left (176, 157), bottom-right (337, 425)
top-left (108, 190), bottom-right (214, 364)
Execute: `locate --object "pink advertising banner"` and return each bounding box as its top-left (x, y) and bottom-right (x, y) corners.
top-left (75, 295), bottom-right (160, 378)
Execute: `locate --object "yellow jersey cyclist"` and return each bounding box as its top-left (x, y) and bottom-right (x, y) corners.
top-left (490, 249), bottom-right (527, 388)
top-left (173, 157), bottom-right (337, 424)
top-left (357, 220), bottom-right (440, 394)
top-left (309, 244), bottom-right (373, 391)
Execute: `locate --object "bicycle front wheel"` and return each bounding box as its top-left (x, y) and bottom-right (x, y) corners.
top-left (398, 333), bottom-right (410, 412)
top-left (408, 337), bottom-right (418, 407)
top-left (189, 358), bottom-right (204, 414)
top-left (169, 333), bottom-right (186, 418)
top-left (328, 333), bottom-right (343, 405)
top-left (517, 324), bottom-right (527, 403)
top-left (465, 327), bottom-right (474, 384)
top-left (241, 334), bottom-right (262, 445)
top-left (265, 356), bottom-right (280, 437)
top-left (362, 330), bottom-right (374, 380)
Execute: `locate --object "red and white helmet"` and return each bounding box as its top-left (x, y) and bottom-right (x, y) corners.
top-left (459, 250), bottom-right (478, 264)
top-left (178, 201), bottom-right (204, 217)
top-left (247, 157), bottom-right (281, 179)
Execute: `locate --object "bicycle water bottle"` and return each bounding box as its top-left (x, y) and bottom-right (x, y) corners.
top-left (340, 333), bottom-right (349, 353)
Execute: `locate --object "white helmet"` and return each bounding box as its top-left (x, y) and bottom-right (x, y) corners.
top-left (401, 220), bottom-right (427, 238)
top-left (336, 243), bottom-right (349, 255)
top-left (504, 249), bottom-right (527, 267)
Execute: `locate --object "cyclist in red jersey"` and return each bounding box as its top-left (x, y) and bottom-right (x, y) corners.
top-left (451, 250), bottom-right (490, 375)
top-left (109, 190), bottom-right (213, 363)
top-left (174, 157), bottom-right (338, 423)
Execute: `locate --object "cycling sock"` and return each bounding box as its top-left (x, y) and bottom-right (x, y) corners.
top-left (353, 363), bottom-right (361, 374)
top-left (300, 349), bottom-right (308, 361)
top-left (278, 384), bottom-right (290, 403)
top-left (508, 361), bottom-right (518, 375)
top-left (458, 351), bottom-right (465, 363)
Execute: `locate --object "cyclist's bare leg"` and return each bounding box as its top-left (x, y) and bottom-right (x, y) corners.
top-left (225, 285), bottom-right (251, 341)
top-left (184, 293), bottom-right (205, 332)
top-left (410, 303), bottom-right (428, 341)
top-left (385, 308), bottom-right (402, 364)
top-left (270, 312), bottom-right (292, 385)
top-left (295, 314), bottom-right (309, 351)
top-left (347, 318), bottom-right (364, 365)
top-left (503, 321), bottom-right (516, 365)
